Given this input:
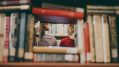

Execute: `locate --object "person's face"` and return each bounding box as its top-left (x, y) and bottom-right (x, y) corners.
top-left (68, 26), bottom-right (74, 35)
top-left (44, 23), bottom-right (49, 31)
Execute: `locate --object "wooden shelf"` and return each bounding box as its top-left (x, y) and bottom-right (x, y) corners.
top-left (0, 63), bottom-right (119, 67)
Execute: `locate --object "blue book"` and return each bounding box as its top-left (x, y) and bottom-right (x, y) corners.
top-left (17, 13), bottom-right (27, 62)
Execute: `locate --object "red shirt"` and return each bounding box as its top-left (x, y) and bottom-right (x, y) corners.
top-left (59, 37), bottom-right (75, 47)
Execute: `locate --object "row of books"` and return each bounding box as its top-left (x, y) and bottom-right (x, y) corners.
top-left (0, 13), bottom-right (34, 63)
top-left (87, 5), bottom-right (119, 63)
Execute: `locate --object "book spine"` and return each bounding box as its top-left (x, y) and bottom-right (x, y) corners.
top-left (116, 16), bottom-right (119, 62)
top-left (42, 2), bottom-right (76, 11)
top-left (14, 13), bottom-right (20, 62)
top-left (24, 52), bottom-right (33, 62)
top-left (32, 8), bottom-right (84, 19)
top-left (77, 20), bottom-right (85, 63)
top-left (65, 54), bottom-right (79, 63)
top-left (3, 16), bottom-right (10, 63)
top-left (28, 15), bottom-right (35, 52)
top-left (0, 14), bottom-right (6, 63)
top-left (0, 0), bottom-right (30, 6)
top-left (0, 5), bottom-right (30, 10)
top-left (24, 14), bottom-right (34, 62)
top-left (18, 13), bottom-right (27, 62)
top-left (87, 15), bottom-right (96, 62)
top-left (75, 8), bottom-right (85, 64)
top-left (101, 15), bottom-right (110, 63)
top-left (9, 13), bottom-right (19, 62)
top-left (83, 22), bottom-right (91, 63)
top-left (93, 15), bottom-right (104, 62)
top-left (0, 14), bottom-right (2, 62)
top-left (33, 46), bottom-right (80, 54)
top-left (109, 16), bottom-right (119, 62)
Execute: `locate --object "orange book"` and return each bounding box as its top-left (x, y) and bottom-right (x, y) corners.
top-left (83, 22), bottom-right (90, 63)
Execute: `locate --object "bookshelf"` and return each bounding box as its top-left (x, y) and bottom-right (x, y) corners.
top-left (0, 63), bottom-right (119, 67)
top-left (0, 0), bottom-right (119, 67)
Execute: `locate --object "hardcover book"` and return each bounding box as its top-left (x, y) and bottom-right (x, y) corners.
top-left (9, 13), bottom-right (20, 62)
top-left (0, 14), bottom-right (6, 63)
top-left (24, 14), bottom-right (34, 62)
top-left (3, 16), bottom-right (10, 63)
top-left (17, 13), bottom-right (27, 62)
top-left (109, 16), bottom-right (119, 63)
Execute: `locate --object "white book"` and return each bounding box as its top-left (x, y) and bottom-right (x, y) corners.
top-left (76, 19), bottom-right (85, 63)
top-left (93, 15), bottom-right (104, 62)
top-left (101, 15), bottom-right (110, 63)
top-left (9, 13), bottom-right (18, 61)
top-left (76, 7), bottom-right (85, 64)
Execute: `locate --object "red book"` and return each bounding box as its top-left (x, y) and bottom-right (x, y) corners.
top-left (32, 8), bottom-right (84, 19)
top-left (3, 16), bottom-right (10, 63)
top-left (83, 22), bottom-right (90, 63)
